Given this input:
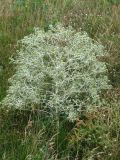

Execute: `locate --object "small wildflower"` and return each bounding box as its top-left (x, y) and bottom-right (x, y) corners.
top-left (109, 153), bottom-right (112, 156)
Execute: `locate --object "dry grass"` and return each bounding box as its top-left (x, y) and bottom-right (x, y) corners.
top-left (0, 0), bottom-right (14, 17)
top-left (0, 0), bottom-right (120, 159)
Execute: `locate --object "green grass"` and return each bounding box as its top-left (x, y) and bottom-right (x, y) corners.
top-left (0, 0), bottom-right (120, 159)
top-left (0, 101), bottom-right (120, 159)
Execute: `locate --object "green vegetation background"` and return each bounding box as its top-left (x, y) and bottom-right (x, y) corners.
top-left (0, 0), bottom-right (120, 159)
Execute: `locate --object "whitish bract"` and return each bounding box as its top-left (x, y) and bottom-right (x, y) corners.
top-left (1, 24), bottom-right (111, 120)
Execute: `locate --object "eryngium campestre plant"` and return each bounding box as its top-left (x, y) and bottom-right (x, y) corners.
top-left (1, 24), bottom-right (111, 120)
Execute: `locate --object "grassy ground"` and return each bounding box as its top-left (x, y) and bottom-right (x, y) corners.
top-left (0, 0), bottom-right (120, 159)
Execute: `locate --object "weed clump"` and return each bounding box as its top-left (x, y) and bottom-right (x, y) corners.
top-left (1, 24), bottom-right (111, 121)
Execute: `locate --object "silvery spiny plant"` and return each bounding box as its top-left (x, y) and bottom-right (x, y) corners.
top-left (1, 24), bottom-right (111, 121)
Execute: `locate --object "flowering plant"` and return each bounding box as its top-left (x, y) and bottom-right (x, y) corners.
top-left (1, 24), bottom-right (111, 120)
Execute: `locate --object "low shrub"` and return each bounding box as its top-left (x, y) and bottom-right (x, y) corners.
top-left (1, 24), bottom-right (111, 121)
